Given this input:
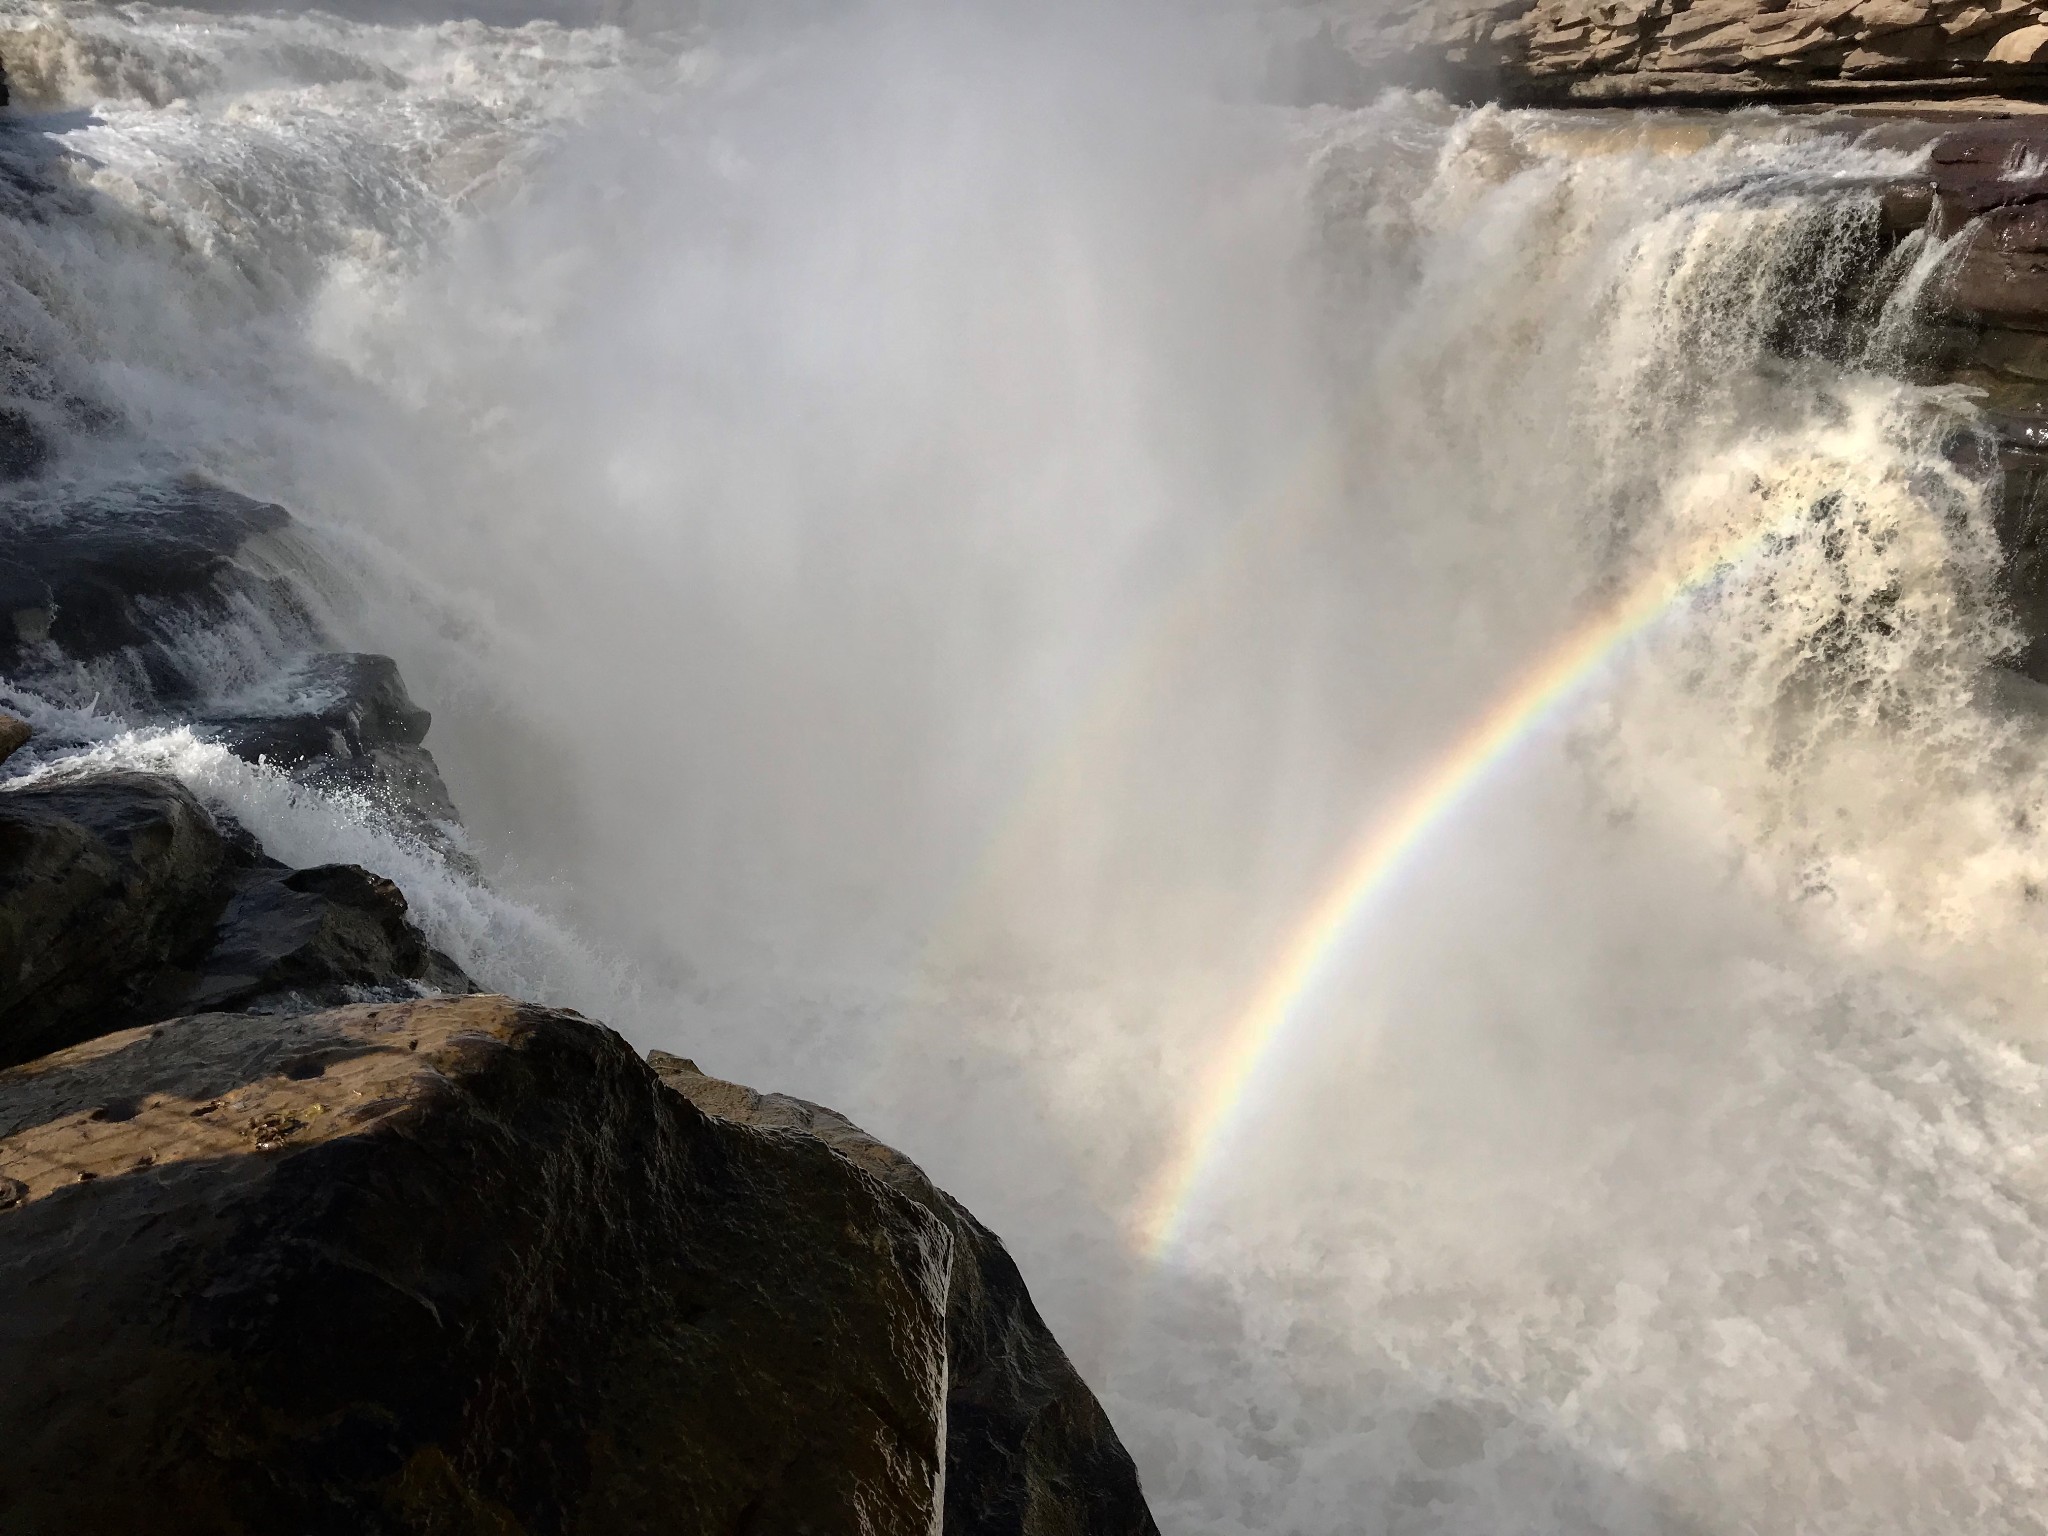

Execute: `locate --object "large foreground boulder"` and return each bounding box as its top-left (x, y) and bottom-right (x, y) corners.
top-left (0, 997), bottom-right (956, 1533)
top-left (652, 1052), bottom-right (1162, 1536)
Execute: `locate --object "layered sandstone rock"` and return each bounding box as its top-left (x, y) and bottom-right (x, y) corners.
top-left (1289, 0), bottom-right (2048, 105)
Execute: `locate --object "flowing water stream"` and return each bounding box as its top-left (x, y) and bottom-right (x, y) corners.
top-left (4, 2), bottom-right (2048, 1531)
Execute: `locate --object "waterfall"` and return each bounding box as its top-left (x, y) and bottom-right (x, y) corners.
top-left (4, 1), bottom-right (2048, 1529)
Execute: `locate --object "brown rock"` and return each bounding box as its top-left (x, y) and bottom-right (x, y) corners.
top-left (1293, 0), bottom-right (2048, 105)
top-left (1987, 21), bottom-right (2048, 62)
top-left (0, 709), bottom-right (27, 765)
top-left (0, 997), bottom-right (960, 1535)
top-left (651, 1051), bottom-right (1162, 1536)
top-left (1939, 203), bottom-right (2048, 325)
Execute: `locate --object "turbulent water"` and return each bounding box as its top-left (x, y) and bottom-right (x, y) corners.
top-left (10, 1), bottom-right (2048, 1530)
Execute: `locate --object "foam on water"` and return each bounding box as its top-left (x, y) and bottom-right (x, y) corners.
top-left (9, 4), bottom-right (2048, 1531)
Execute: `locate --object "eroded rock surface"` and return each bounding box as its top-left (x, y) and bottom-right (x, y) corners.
top-left (198, 650), bottom-right (465, 842)
top-left (1289, 0), bottom-right (2048, 106)
top-left (0, 996), bottom-right (958, 1535)
top-left (652, 1051), bottom-right (1163, 1536)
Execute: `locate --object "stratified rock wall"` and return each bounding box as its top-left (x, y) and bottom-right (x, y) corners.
top-left (1297, 0), bottom-right (2048, 104)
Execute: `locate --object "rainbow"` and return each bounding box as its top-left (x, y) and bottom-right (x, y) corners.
top-left (1137, 512), bottom-right (1795, 1260)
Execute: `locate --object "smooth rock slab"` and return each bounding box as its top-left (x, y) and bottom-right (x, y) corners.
top-left (0, 996), bottom-right (955, 1535)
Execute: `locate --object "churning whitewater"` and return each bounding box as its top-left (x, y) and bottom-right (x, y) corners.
top-left (7, 0), bottom-right (2048, 1529)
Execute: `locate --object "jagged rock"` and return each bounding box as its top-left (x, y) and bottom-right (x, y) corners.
top-left (0, 708), bottom-right (28, 765)
top-left (651, 1050), bottom-right (1162, 1536)
top-left (1291, 0), bottom-right (2048, 106)
top-left (0, 481), bottom-right (309, 705)
top-left (200, 651), bottom-right (465, 844)
top-left (159, 862), bottom-right (472, 1019)
top-left (0, 770), bottom-right (469, 1067)
top-left (203, 653), bottom-right (432, 768)
top-left (0, 483), bottom-right (466, 839)
top-left (0, 996), bottom-right (958, 1535)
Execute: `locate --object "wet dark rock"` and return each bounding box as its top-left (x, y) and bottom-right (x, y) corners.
top-left (0, 770), bottom-right (234, 1069)
top-left (651, 1050), bottom-right (1163, 1536)
top-left (0, 996), bottom-right (958, 1535)
top-left (200, 651), bottom-right (465, 847)
top-left (0, 770), bottom-right (470, 1069)
top-left (0, 481), bottom-right (306, 703)
top-left (156, 861), bottom-right (472, 1020)
top-left (0, 401), bottom-right (51, 482)
top-left (203, 652), bottom-right (431, 768)
top-left (0, 482), bottom-right (466, 839)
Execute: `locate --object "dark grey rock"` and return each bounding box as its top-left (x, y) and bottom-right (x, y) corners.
top-left (0, 771), bottom-right (471, 1068)
top-left (0, 770), bottom-right (234, 1069)
top-left (0, 481), bottom-right (307, 704)
top-left (201, 653), bottom-right (431, 768)
top-left (200, 652), bottom-right (465, 848)
top-left (155, 861), bottom-right (472, 1019)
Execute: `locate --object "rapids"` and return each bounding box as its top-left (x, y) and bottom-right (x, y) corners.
top-left (4, 2), bottom-right (2048, 1530)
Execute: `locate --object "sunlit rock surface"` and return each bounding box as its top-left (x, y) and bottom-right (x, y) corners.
top-left (0, 996), bottom-right (1158, 1534)
top-left (1293, 0), bottom-right (2048, 104)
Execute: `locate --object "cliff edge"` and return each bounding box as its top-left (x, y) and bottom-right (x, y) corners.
top-left (1292, 0), bottom-right (2048, 106)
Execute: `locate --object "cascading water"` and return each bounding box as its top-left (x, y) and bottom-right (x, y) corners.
top-left (7, 1), bottom-right (2048, 1530)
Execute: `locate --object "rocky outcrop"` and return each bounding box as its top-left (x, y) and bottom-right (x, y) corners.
top-left (651, 1052), bottom-right (1162, 1536)
top-left (0, 996), bottom-right (956, 1534)
top-left (0, 467), bottom-right (1157, 1531)
top-left (0, 770), bottom-right (468, 1069)
top-left (0, 482), bottom-right (303, 695)
top-left (0, 996), bottom-right (1157, 1535)
top-left (198, 650), bottom-right (465, 841)
top-left (1802, 114), bottom-right (2048, 679)
top-left (0, 481), bottom-right (465, 841)
top-left (1288, 0), bottom-right (2048, 106)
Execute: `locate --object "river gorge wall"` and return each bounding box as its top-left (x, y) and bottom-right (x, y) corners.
top-left (12, 3), bottom-right (2048, 1531)
top-left (1288, 2), bottom-right (2048, 692)
top-left (1295, 0), bottom-right (2048, 105)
